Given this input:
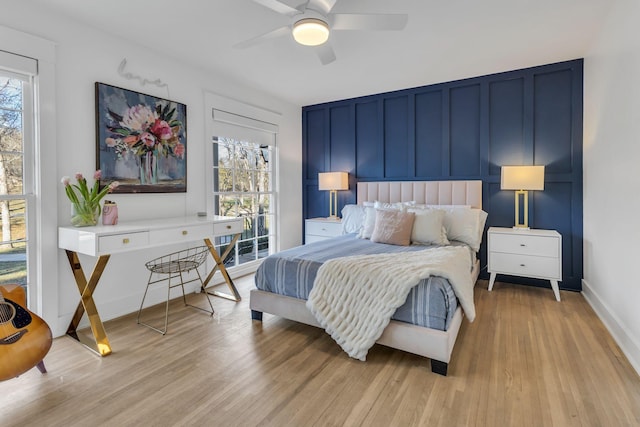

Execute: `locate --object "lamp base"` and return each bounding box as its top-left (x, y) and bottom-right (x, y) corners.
top-left (512, 225), bottom-right (530, 230)
top-left (326, 215), bottom-right (340, 221)
top-left (513, 190), bottom-right (530, 229)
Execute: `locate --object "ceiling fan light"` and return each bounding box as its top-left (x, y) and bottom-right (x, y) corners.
top-left (292, 18), bottom-right (329, 46)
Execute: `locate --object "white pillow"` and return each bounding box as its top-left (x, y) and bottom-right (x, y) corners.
top-left (443, 208), bottom-right (488, 252)
top-left (374, 201), bottom-right (413, 209)
top-left (358, 202), bottom-right (406, 239)
top-left (412, 204), bottom-right (471, 210)
top-left (340, 204), bottom-right (366, 234)
top-left (408, 208), bottom-right (449, 245)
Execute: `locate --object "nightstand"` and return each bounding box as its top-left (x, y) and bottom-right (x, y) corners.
top-left (305, 218), bottom-right (342, 243)
top-left (487, 227), bottom-right (562, 301)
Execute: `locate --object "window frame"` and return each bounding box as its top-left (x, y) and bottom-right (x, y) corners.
top-left (204, 94), bottom-right (281, 279)
top-left (0, 57), bottom-right (36, 307)
top-left (0, 26), bottom-right (58, 327)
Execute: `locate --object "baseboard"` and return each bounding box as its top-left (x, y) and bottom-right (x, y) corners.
top-left (52, 262), bottom-right (262, 338)
top-left (582, 279), bottom-right (640, 376)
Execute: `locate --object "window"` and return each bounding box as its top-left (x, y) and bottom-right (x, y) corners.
top-left (209, 110), bottom-right (277, 270)
top-left (0, 56), bottom-right (36, 302)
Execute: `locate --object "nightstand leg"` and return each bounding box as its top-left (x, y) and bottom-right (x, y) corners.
top-left (488, 273), bottom-right (497, 291)
top-left (550, 280), bottom-right (561, 301)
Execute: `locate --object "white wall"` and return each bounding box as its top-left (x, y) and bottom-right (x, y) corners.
top-left (0, 3), bottom-right (302, 337)
top-left (583, 0), bottom-right (640, 375)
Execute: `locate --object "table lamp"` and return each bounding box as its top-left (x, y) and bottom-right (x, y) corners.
top-left (500, 165), bottom-right (545, 229)
top-left (318, 172), bottom-right (349, 220)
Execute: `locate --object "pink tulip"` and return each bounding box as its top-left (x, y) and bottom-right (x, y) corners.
top-left (94, 170), bottom-right (102, 180)
top-left (75, 173), bottom-right (83, 180)
top-left (61, 176), bottom-right (70, 186)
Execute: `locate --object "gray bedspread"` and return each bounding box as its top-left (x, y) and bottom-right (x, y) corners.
top-left (254, 234), bottom-right (461, 331)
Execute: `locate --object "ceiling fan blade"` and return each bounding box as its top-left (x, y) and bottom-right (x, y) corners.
top-left (331, 13), bottom-right (408, 31)
top-left (252, 0), bottom-right (300, 16)
top-left (306, 0), bottom-right (337, 15)
top-left (316, 43), bottom-right (336, 65)
top-left (233, 26), bottom-right (291, 49)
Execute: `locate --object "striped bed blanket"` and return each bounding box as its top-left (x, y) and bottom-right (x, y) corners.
top-left (306, 245), bottom-right (475, 361)
top-left (254, 234), bottom-right (465, 331)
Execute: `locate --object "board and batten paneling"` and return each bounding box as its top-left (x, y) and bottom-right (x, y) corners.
top-left (302, 59), bottom-right (583, 291)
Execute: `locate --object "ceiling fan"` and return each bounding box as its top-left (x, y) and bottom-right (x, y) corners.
top-left (234, 0), bottom-right (408, 65)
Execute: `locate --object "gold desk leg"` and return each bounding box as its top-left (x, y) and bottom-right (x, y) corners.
top-left (65, 250), bottom-right (113, 357)
top-left (203, 235), bottom-right (241, 302)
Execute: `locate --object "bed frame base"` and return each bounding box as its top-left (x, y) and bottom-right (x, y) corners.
top-left (249, 289), bottom-right (465, 376)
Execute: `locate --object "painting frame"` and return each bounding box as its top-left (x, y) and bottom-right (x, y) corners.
top-left (95, 82), bottom-right (187, 193)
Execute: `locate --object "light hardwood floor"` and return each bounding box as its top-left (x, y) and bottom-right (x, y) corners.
top-left (2, 276), bottom-right (639, 427)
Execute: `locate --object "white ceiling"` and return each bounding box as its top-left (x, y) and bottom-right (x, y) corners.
top-left (33, 0), bottom-right (614, 107)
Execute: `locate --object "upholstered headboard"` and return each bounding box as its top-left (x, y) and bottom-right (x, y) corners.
top-left (357, 180), bottom-right (482, 209)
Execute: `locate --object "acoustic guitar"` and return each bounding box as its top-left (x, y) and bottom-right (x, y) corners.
top-left (0, 284), bottom-right (52, 381)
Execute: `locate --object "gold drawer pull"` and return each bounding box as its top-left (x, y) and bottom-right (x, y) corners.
top-left (182, 230), bottom-right (188, 235)
top-left (123, 238), bottom-right (130, 244)
top-left (226, 225), bottom-right (232, 229)
top-left (520, 244), bottom-right (526, 247)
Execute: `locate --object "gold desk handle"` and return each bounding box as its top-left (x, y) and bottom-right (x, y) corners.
top-left (122, 238), bottom-right (130, 244)
top-left (226, 225), bottom-right (231, 229)
top-left (182, 230), bottom-right (188, 235)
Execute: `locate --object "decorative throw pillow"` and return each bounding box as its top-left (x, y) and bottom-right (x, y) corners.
top-left (408, 208), bottom-right (449, 245)
top-left (443, 208), bottom-right (488, 252)
top-left (370, 209), bottom-right (416, 246)
top-left (340, 204), bottom-right (366, 234)
top-left (358, 203), bottom-right (406, 239)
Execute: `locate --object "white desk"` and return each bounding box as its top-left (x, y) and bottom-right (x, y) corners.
top-left (58, 215), bottom-right (243, 356)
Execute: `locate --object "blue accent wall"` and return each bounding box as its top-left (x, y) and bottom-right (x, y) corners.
top-left (302, 59), bottom-right (583, 291)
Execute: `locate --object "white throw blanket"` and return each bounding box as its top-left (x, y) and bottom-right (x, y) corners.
top-left (306, 245), bottom-right (475, 361)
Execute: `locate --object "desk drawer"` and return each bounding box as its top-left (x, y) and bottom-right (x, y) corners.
top-left (213, 220), bottom-right (243, 236)
top-left (149, 224), bottom-right (215, 246)
top-left (489, 252), bottom-right (560, 280)
top-left (490, 233), bottom-right (558, 257)
top-left (99, 232), bottom-right (149, 253)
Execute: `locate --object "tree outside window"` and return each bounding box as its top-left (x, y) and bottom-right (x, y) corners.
top-left (0, 76), bottom-right (28, 287)
top-left (212, 137), bottom-right (274, 267)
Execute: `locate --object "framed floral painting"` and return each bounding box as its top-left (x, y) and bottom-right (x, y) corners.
top-left (95, 82), bottom-right (187, 193)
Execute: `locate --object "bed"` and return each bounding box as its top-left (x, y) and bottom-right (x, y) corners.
top-left (250, 180), bottom-right (484, 375)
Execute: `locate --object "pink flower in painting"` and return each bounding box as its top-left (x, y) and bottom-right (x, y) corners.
top-left (105, 99), bottom-right (184, 164)
top-left (173, 143), bottom-right (185, 158)
top-left (140, 132), bottom-right (156, 148)
top-left (120, 105), bottom-right (158, 132)
top-left (150, 119), bottom-right (172, 141)
top-left (123, 135), bottom-right (139, 147)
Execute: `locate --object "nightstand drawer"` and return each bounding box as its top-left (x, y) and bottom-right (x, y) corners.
top-left (490, 233), bottom-right (559, 257)
top-left (305, 220), bottom-right (342, 237)
top-left (490, 252), bottom-right (560, 280)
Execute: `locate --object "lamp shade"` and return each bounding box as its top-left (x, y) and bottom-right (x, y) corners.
top-left (501, 166), bottom-right (545, 191)
top-left (318, 172), bottom-right (348, 191)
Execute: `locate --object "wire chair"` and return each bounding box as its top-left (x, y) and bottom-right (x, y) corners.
top-left (137, 246), bottom-right (214, 335)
